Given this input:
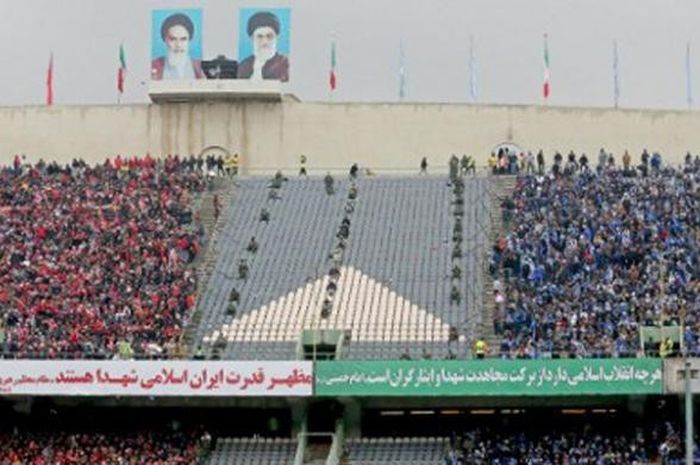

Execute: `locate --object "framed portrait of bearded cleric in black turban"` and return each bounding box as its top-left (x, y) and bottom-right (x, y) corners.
top-left (238, 8), bottom-right (290, 82)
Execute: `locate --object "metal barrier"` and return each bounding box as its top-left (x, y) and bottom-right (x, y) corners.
top-left (0, 349), bottom-right (674, 361)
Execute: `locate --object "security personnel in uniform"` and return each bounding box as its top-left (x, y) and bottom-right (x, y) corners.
top-left (450, 285), bottom-right (461, 304)
top-left (226, 301), bottom-right (237, 316)
top-left (299, 155), bottom-right (307, 176)
top-left (223, 154), bottom-right (235, 177)
top-left (474, 339), bottom-right (488, 359)
top-left (449, 155), bottom-right (459, 180)
top-left (324, 173), bottom-right (335, 195)
top-left (349, 163), bottom-right (359, 179)
top-left (659, 337), bottom-right (673, 358)
top-left (247, 236), bottom-right (259, 253)
top-left (230, 153), bottom-right (240, 176)
top-left (238, 259), bottom-right (249, 280)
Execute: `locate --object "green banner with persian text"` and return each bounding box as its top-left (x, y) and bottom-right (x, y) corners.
top-left (315, 359), bottom-right (663, 396)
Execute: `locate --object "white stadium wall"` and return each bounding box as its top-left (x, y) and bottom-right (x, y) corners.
top-left (0, 101), bottom-right (698, 172)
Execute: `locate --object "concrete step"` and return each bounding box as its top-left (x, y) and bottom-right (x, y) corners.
top-left (477, 175), bottom-right (517, 348)
top-left (181, 179), bottom-right (237, 351)
top-left (304, 443), bottom-right (331, 464)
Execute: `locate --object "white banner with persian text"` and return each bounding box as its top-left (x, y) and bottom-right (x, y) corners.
top-left (0, 361), bottom-right (313, 397)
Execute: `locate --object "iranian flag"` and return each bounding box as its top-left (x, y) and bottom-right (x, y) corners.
top-left (46, 52), bottom-right (54, 106)
top-left (329, 41), bottom-right (337, 92)
top-left (543, 34), bottom-right (550, 99)
top-left (117, 43), bottom-right (127, 95)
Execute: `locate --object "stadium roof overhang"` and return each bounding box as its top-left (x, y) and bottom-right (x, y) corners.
top-left (148, 79), bottom-right (295, 103)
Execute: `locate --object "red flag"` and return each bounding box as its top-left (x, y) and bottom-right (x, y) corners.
top-left (118, 68), bottom-right (125, 95)
top-left (46, 53), bottom-right (54, 106)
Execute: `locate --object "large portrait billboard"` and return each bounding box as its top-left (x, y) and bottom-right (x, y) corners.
top-left (151, 9), bottom-right (204, 81)
top-left (238, 7), bottom-right (291, 82)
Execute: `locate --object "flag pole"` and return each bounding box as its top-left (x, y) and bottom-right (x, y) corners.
top-left (687, 41), bottom-right (693, 110)
top-left (117, 41), bottom-right (126, 105)
top-left (46, 52), bottom-right (54, 106)
top-left (329, 35), bottom-right (336, 102)
top-left (399, 40), bottom-right (406, 101)
top-left (543, 33), bottom-right (550, 105)
top-left (613, 39), bottom-right (620, 109)
top-left (469, 34), bottom-right (477, 103)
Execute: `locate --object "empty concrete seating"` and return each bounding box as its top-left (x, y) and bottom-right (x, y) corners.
top-left (342, 177), bottom-right (491, 358)
top-left (345, 437), bottom-right (448, 464)
top-left (194, 176), bottom-right (492, 359)
top-left (195, 177), bottom-right (349, 359)
top-left (207, 437), bottom-right (297, 465)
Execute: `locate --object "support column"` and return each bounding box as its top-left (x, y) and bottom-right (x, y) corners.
top-left (340, 398), bottom-right (362, 438)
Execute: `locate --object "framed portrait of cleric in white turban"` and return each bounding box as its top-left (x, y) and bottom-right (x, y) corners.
top-left (151, 9), bottom-right (205, 81)
top-left (238, 8), bottom-right (291, 82)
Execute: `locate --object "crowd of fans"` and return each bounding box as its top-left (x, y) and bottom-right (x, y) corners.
top-left (491, 149), bottom-right (700, 358)
top-left (4, 147), bottom-right (700, 362)
top-left (0, 155), bottom-right (207, 359)
top-left (444, 422), bottom-right (686, 464)
top-left (0, 430), bottom-right (207, 465)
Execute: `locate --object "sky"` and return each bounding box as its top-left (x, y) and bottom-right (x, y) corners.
top-left (0, 0), bottom-right (698, 109)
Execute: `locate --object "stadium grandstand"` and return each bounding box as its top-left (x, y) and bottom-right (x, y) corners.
top-left (4, 1), bottom-right (700, 464)
top-left (1, 148), bottom-right (698, 464)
